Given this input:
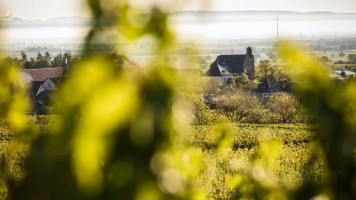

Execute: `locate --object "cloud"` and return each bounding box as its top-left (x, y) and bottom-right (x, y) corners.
top-left (0, 11), bottom-right (27, 24)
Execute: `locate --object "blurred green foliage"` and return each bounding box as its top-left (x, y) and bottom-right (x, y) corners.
top-left (278, 42), bottom-right (356, 199)
top-left (0, 0), bottom-right (354, 199)
top-left (10, 1), bottom-right (204, 200)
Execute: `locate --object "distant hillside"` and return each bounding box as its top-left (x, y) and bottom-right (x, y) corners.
top-left (171, 10), bottom-right (356, 17)
top-left (0, 16), bottom-right (90, 29)
top-left (1, 10), bottom-right (356, 29)
top-left (169, 10), bottom-right (356, 23)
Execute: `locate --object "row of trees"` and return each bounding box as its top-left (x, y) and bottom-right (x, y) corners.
top-left (217, 90), bottom-right (302, 123)
top-left (192, 88), bottom-right (303, 125)
top-left (3, 51), bottom-right (132, 71)
top-left (19, 51), bottom-right (76, 69)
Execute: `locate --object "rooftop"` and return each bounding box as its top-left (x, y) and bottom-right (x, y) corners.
top-left (23, 67), bottom-right (64, 81)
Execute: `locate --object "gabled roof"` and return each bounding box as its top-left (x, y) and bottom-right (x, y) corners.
top-left (217, 55), bottom-right (246, 74)
top-left (23, 67), bottom-right (64, 81)
top-left (257, 76), bottom-right (285, 93)
top-left (206, 60), bottom-right (223, 76)
top-left (30, 81), bottom-right (45, 95)
top-left (206, 54), bottom-right (246, 76)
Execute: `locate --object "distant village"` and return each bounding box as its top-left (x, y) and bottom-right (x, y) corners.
top-left (16, 47), bottom-right (356, 114)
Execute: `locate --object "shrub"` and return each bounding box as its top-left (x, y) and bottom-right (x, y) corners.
top-left (265, 93), bottom-right (300, 123)
top-left (216, 89), bottom-right (264, 123)
top-left (192, 95), bottom-right (217, 125)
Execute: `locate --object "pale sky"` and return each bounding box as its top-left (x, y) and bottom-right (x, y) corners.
top-left (1, 0), bottom-right (356, 20)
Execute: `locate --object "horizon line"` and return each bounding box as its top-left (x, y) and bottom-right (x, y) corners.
top-left (5, 9), bottom-right (356, 21)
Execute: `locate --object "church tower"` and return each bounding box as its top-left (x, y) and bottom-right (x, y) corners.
top-left (243, 47), bottom-right (255, 80)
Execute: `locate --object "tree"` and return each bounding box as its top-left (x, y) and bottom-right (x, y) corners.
top-left (64, 51), bottom-right (73, 62)
top-left (232, 74), bottom-right (249, 87)
top-left (217, 89), bottom-right (263, 122)
top-left (52, 51), bottom-right (77, 70)
top-left (35, 54), bottom-right (51, 68)
top-left (63, 51), bottom-right (73, 69)
top-left (265, 93), bottom-right (300, 123)
top-left (320, 56), bottom-right (330, 63)
top-left (339, 52), bottom-right (345, 57)
top-left (36, 52), bottom-right (43, 61)
top-left (191, 94), bottom-right (217, 125)
top-left (30, 57), bottom-right (35, 65)
top-left (256, 60), bottom-right (281, 81)
top-left (36, 58), bottom-right (51, 68)
top-left (45, 52), bottom-right (51, 60)
top-left (53, 52), bottom-right (65, 68)
top-left (20, 51), bottom-right (33, 69)
top-left (20, 51), bottom-right (27, 62)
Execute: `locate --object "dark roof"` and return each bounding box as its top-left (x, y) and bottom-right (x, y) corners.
top-left (23, 67), bottom-right (64, 81)
top-left (206, 60), bottom-right (222, 76)
top-left (257, 76), bottom-right (285, 93)
top-left (35, 91), bottom-right (50, 100)
top-left (30, 81), bottom-right (44, 95)
top-left (218, 55), bottom-right (246, 73)
top-left (206, 54), bottom-right (246, 76)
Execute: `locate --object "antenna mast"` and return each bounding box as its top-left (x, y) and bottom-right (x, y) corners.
top-left (276, 17), bottom-right (279, 40)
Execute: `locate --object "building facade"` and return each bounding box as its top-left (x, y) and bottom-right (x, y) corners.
top-left (205, 47), bottom-right (255, 80)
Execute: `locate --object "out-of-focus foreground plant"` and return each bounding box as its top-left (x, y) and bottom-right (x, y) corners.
top-left (277, 42), bottom-right (356, 200)
top-left (11, 0), bottom-right (204, 200)
top-left (207, 42), bottom-right (356, 199)
top-left (0, 57), bottom-right (32, 199)
top-left (1, 0), bottom-right (355, 199)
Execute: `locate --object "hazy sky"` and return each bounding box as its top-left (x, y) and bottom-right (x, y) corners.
top-left (2, 0), bottom-right (356, 19)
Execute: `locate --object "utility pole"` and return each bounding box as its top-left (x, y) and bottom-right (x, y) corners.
top-left (276, 17), bottom-right (279, 40)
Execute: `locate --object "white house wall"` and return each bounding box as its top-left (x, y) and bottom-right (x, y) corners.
top-left (21, 72), bottom-right (34, 83)
top-left (42, 79), bottom-right (56, 91)
top-left (36, 85), bottom-right (45, 97)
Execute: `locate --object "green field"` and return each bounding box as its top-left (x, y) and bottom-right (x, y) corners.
top-left (0, 119), bottom-right (325, 199)
top-left (186, 124), bottom-right (326, 199)
top-left (0, 116), bottom-right (54, 199)
top-left (312, 50), bottom-right (356, 72)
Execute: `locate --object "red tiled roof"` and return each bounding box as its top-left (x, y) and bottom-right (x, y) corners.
top-left (23, 67), bottom-right (64, 81)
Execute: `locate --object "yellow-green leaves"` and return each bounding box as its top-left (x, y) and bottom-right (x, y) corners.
top-left (52, 57), bottom-right (138, 195)
top-left (0, 60), bottom-right (29, 131)
top-left (117, 3), bottom-right (174, 49)
top-left (277, 41), bottom-right (330, 94)
top-left (277, 41), bottom-right (356, 199)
